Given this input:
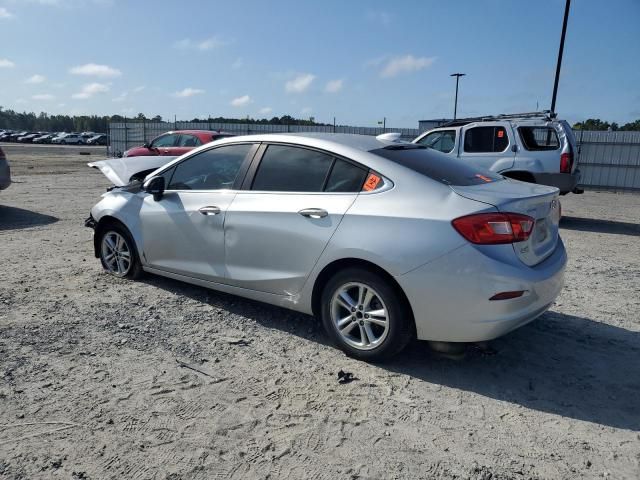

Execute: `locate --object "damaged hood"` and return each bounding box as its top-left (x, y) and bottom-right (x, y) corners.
top-left (88, 156), bottom-right (176, 186)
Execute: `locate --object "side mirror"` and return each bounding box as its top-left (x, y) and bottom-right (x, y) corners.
top-left (143, 142), bottom-right (151, 148)
top-left (143, 176), bottom-right (165, 201)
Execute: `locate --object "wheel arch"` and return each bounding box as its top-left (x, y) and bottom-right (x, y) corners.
top-left (311, 258), bottom-right (415, 329)
top-left (93, 215), bottom-right (137, 258)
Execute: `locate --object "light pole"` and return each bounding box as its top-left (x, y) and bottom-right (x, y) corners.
top-left (450, 73), bottom-right (466, 120)
top-left (550, 0), bottom-right (571, 115)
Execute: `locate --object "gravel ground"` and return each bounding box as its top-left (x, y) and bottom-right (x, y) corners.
top-left (1, 144), bottom-right (639, 480)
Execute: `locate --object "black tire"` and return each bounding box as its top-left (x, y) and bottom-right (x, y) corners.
top-left (98, 223), bottom-right (143, 279)
top-left (321, 267), bottom-right (413, 361)
top-left (60, 140), bottom-right (66, 145)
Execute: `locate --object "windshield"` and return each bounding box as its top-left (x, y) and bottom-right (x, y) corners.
top-left (370, 145), bottom-right (503, 186)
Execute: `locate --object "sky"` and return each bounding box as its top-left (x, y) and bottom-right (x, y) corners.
top-left (0, 0), bottom-right (638, 128)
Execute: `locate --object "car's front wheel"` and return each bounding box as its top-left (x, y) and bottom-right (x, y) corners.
top-left (98, 224), bottom-right (142, 279)
top-left (321, 267), bottom-right (413, 361)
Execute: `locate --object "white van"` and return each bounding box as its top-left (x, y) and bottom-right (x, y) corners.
top-left (413, 112), bottom-right (581, 194)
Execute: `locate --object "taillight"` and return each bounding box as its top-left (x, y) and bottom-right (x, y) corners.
top-left (560, 152), bottom-right (573, 173)
top-left (452, 213), bottom-right (535, 245)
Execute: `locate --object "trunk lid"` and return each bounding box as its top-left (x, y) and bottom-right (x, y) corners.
top-left (451, 178), bottom-right (561, 266)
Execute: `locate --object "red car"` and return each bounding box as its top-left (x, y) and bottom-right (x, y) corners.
top-left (123, 130), bottom-right (234, 157)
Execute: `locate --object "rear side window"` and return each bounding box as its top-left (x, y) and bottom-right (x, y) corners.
top-left (252, 145), bottom-right (334, 192)
top-left (324, 159), bottom-right (368, 192)
top-left (518, 127), bottom-right (559, 151)
top-left (177, 134), bottom-right (202, 147)
top-left (464, 126), bottom-right (509, 153)
top-left (370, 146), bottom-right (503, 186)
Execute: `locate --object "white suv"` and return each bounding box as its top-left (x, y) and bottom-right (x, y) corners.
top-left (52, 133), bottom-right (84, 145)
top-left (413, 112), bottom-right (581, 194)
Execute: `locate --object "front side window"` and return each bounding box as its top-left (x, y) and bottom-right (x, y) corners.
top-left (252, 145), bottom-right (334, 192)
top-left (152, 134), bottom-right (179, 148)
top-left (168, 144), bottom-right (252, 190)
top-left (518, 127), bottom-right (559, 151)
top-left (418, 130), bottom-right (456, 153)
top-left (177, 134), bottom-right (202, 147)
top-left (464, 126), bottom-right (509, 153)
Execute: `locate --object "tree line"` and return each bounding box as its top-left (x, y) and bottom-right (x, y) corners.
top-left (0, 108), bottom-right (330, 133)
top-left (572, 118), bottom-right (640, 131)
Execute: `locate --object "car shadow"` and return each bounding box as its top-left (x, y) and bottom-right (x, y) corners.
top-left (561, 215), bottom-right (640, 237)
top-left (0, 205), bottom-right (59, 231)
top-left (141, 274), bottom-right (640, 432)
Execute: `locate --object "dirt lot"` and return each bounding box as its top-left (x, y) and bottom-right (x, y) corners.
top-left (1, 143), bottom-right (639, 480)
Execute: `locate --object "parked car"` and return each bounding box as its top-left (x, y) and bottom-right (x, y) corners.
top-left (17, 132), bottom-right (43, 143)
top-left (8, 131), bottom-right (28, 142)
top-left (33, 134), bottom-right (56, 144)
top-left (86, 133), bottom-right (566, 361)
top-left (52, 133), bottom-right (84, 145)
top-left (86, 134), bottom-right (108, 146)
top-left (123, 130), bottom-right (234, 157)
top-left (413, 112), bottom-right (581, 195)
top-left (0, 146), bottom-right (10, 191)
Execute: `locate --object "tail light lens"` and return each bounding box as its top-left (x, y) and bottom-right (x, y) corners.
top-left (452, 213), bottom-right (535, 245)
top-left (560, 152), bottom-right (573, 173)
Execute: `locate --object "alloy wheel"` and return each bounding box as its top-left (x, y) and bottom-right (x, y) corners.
top-left (330, 282), bottom-right (389, 351)
top-left (101, 231), bottom-right (132, 276)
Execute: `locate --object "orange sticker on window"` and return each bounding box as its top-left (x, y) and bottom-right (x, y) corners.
top-left (363, 173), bottom-right (381, 191)
top-left (475, 174), bottom-right (493, 183)
top-left (497, 129), bottom-right (504, 138)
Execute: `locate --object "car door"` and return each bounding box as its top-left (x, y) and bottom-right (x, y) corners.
top-left (458, 123), bottom-right (516, 172)
top-left (150, 133), bottom-right (180, 156)
top-left (138, 143), bottom-right (256, 282)
top-left (224, 144), bottom-right (367, 295)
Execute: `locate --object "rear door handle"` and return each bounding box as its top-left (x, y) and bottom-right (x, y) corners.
top-left (298, 208), bottom-right (328, 219)
top-left (199, 206), bottom-right (221, 215)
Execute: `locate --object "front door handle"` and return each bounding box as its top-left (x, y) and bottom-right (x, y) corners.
top-left (298, 208), bottom-right (328, 219)
top-left (199, 206), bottom-right (221, 216)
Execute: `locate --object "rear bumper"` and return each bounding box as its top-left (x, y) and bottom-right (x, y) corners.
top-left (532, 170), bottom-right (580, 194)
top-left (396, 239), bottom-right (567, 343)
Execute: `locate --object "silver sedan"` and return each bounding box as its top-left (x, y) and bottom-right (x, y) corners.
top-left (86, 133), bottom-right (566, 361)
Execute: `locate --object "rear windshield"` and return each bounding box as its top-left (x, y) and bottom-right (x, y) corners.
top-left (370, 145), bottom-right (503, 186)
top-left (518, 126), bottom-right (559, 151)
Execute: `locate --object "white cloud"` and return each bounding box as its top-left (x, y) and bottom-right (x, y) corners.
top-left (0, 58), bottom-right (15, 68)
top-left (72, 82), bottom-right (110, 99)
top-left (133, 85), bottom-right (145, 92)
top-left (112, 92), bottom-right (127, 102)
top-left (380, 55), bottom-right (436, 78)
top-left (69, 63), bottom-right (121, 78)
top-left (0, 7), bottom-right (14, 18)
top-left (174, 87), bottom-right (205, 98)
top-left (366, 10), bottom-right (391, 26)
top-left (232, 57), bottom-right (243, 69)
top-left (285, 73), bottom-right (315, 93)
top-left (325, 79), bottom-right (343, 93)
top-left (32, 93), bottom-right (55, 101)
top-left (15, 98), bottom-right (27, 104)
top-left (26, 74), bottom-right (46, 84)
top-left (231, 95), bottom-right (251, 107)
top-left (258, 107), bottom-right (272, 115)
top-left (174, 37), bottom-right (225, 51)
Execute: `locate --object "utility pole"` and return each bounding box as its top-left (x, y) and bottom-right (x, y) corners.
top-left (450, 73), bottom-right (466, 120)
top-left (551, 0), bottom-right (571, 115)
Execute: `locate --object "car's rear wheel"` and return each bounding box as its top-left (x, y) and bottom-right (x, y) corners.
top-left (98, 225), bottom-right (142, 279)
top-left (321, 268), bottom-right (413, 361)
top-left (60, 140), bottom-right (66, 145)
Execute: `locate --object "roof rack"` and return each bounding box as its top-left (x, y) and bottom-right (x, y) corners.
top-left (441, 110), bottom-right (556, 127)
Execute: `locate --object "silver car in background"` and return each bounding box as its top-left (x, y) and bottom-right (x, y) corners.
top-left (86, 133), bottom-right (566, 361)
top-left (0, 146), bottom-right (10, 191)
